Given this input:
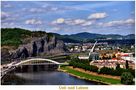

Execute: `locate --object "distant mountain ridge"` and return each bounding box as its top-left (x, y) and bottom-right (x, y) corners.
top-left (1, 28), bottom-right (134, 44)
top-left (50, 32), bottom-right (135, 43)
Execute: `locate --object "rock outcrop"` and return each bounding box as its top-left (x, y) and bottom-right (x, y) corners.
top-left (10, 35), bottom-right (67, 59)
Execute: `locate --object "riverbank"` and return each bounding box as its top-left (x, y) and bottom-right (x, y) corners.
top-left (59, 66), bottom-right (121, 85)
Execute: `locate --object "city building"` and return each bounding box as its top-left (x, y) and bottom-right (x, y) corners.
top-left (89, 52), bottom-right (99, 61)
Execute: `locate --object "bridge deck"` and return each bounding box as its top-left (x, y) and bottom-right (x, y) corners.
top-left (1, 58), bottom-right (68, 79)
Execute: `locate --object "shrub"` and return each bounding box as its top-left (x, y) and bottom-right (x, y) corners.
top-left (121, 72), bottom-right (134, 85)
top-left (126, 68), bottom-right (135, 78)
top-left (99, 67), bottom-right (115, 75)
top-left (89, 65), bottom-right (98, 72)
top-left (114, 68), bottom-right (127, 76)
top-left (69, 57), bottom-right (98, 72)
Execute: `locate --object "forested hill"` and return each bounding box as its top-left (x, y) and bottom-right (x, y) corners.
top-left (1, 28), bottom-right (53, 47)
top-left (2, 28), bottom-right (135, 46)
top-left (49, 32), bottom-right (135, 43)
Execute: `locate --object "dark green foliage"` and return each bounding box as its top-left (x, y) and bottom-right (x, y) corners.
top-left (1, 28), bottom-right (31, 46)
top-left (69, 57), bottom-right (98, 72)
top-left (66, 55), bottom-right (71, 60)
top-left (121, 72), bottom-right (134, 85)
top-left (99, 67), bottom-right (115, 75)
top-left (114, 68), bottom-right (127, 76)
top-left (99, 67), bottom-right (135, 77)
top-left (89, 65), bottom-right (99, 72)
top-left (1, 28), bottom-right (51, 47)
top-left (69, 57), bottom-right (135, 77)
top-left (126, 68), bottom-right (135, 78)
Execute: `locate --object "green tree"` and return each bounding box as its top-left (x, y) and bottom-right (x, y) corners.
top-left (121, 72), bottom-right (134, 85)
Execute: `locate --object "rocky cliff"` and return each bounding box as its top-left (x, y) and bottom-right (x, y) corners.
top-left (1, 28), bottom-right (68, 64)
top-left (10, 35), bottom-right (67, 59)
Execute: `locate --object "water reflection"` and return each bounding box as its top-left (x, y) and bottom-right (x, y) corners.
top-left (2, 64), bottom-right (105, 85)
top-left (14, 71), bottom-right (97, 85)
top-left (2, 71), bottom-right (104, 85)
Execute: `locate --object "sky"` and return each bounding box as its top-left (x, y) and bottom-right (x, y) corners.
top-left (1, 1), bottom-right (135, 35)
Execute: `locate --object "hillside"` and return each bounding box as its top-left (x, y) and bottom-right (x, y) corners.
top-left (1, 28), bottom-right (52, 47)
top-left (50, 32), bottom-right (135, 43)
top-left (2, 28), bottom-right (135, 46)
top-left (1, 28), bottom-right (67, 64)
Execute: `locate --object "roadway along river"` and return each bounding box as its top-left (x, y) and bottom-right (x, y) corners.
top-left (2, 71), bottom-right (104, 85)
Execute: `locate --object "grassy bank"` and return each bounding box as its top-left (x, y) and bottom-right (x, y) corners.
top-left (59, 66), bottom-right (121, 85)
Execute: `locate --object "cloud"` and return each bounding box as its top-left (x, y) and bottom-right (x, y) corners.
top-left (88, 12), bottom-right (107, 19)
top-left (125, 19), bottom-right (135, 24)
top-left (64, 19), bottom-right (86, 25)
top-left (52, 18), bottom-right (86, 25)
top-left (73, 19), bottom-right (86, 25)
top-left (52, 18), bottom-right (95, 27)
top-left (27, 6), bottom-right (59, 14)
top-left (99, 18), bottom-right (134, 27)
top-left (25, 19), bottom-right (43, 25)
top-left (29, 8), bottom-right (43, 13)
top-left (52, 18), bottom-right (65, 24)
top-left (52, 27), bottom-right (61, 32)
top-left (113, 9), bottom-right (118, 12)
top-left (81, 21), bottom-right (94, 26)
top-left (1, 11), bottom-right (10, 20)
top-left (70, 2), bottom-right (118, 11)
top-left (2, 22), bottom-right (14, 28)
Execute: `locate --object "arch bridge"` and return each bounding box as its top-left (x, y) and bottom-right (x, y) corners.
top-left (1, 58), bottom-right (68, 79)
top-left (15, 58), bottom-right (61, 66)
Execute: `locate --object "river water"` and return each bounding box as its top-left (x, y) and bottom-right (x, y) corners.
top-left (2, 71), bottom-right (104, 85)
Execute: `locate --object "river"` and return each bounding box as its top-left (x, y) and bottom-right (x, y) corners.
top-left (2, 70), bottom-right (104, 85)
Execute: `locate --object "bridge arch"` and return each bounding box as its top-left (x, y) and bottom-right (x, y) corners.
top-left (15, 58), bottom-right (60, 66)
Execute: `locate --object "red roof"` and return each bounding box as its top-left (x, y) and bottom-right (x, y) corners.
top-left (121, 54), bottom-right (129, 56)
top-left (112, 58), bottom-right (117, 60)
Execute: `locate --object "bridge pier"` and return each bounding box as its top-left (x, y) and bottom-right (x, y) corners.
top-left (27, 65), bottom-right (34, 72)
top-left (58, 65), bottom-right (60, 69)
top-left (22, 65), bottom-right (28, 72)
top-left (37, 65), bottom-right (41, 71)
top-left (33, 65), bottom-right (38, 72)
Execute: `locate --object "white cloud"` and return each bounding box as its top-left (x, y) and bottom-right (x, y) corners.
top-left (28, 6), bottom-right (59, 13)
top-left (29, 8), bottom-right (43, 13)
top-left (125, 19), bottom-right (135, 24)
top-left (73, 19), bottom-right (86, 25)
top-left (50, 7), bottom-right (58, 11)
top-left (104, 21), bottom-right (123, 27)
top-left (2, 22), bottom-right (14, 27)
top-left (25, 19), bottom-right (43, 25)
top-left (82, 21), bottom-right (94, 26)
top-left (52, 18), bottom-right (95, 27)
top-left (88, 12), bottom-right (107, 19)
top-left (52, 27), bottom-right (61, 31)
top-left (99, 18), bottom-right (135, 27)
top-left (52, 18), bottom-right (65, 24)
top-left (1, 11), bottom-right (9, 20)
top-left (52, 18), bottom-right (86, 25)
